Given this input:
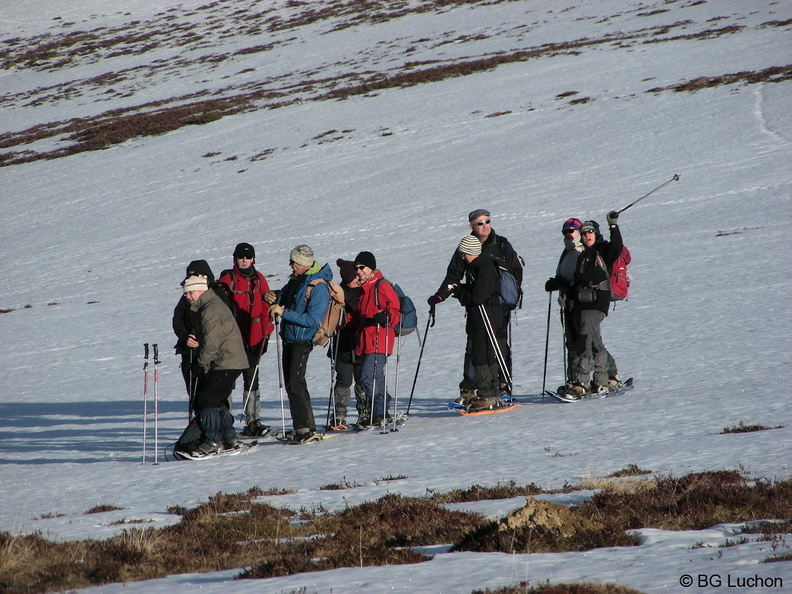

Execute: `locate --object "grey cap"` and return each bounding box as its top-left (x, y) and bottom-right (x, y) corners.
top-left (468, 209), bottom-right (490, 222)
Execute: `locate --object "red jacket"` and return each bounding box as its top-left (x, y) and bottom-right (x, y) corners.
top-left (218, 265), bottom-right (273, 348)
top-left (354, 270), bottom-right (401, 356)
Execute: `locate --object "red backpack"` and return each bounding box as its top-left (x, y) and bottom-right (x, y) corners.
top-left (610, 246), bottom-right (632, 301)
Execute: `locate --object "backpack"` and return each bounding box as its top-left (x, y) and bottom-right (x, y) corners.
top-left (174, 418), bottom-right (202, 455)
top-left (375, 278), bottom-right (418, 336)
top-left (609, 246), bottom-right (632, 301)
top-left (305, 279), bottom-right (346, 346)
top-left (496, 264), bottom-right (522, 309)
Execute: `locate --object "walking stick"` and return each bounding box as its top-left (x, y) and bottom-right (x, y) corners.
top-left (478, 305), bottom-right (512, 393)
top-left (618, 174), bottom-right (680, 214)
top-left (541, 292), bottom-right (554, 398)
top-left (241, 337), bottom-right (268, 424)
top-left (273, 318), bottom-right (286, 437)
top-left (142, 343), bottom-right (149, 464)
top-left (153, 344), bottom-right (160, 465)
top-left (325, 335), bottom-right (339, 428)
top-left (406, 305), bottom-right (435, 415)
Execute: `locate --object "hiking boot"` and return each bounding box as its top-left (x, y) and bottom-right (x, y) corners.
top-left (223, 436), bottom-right (241, 450)
top-left (564, 381), bottom-right (589, 399)
top-left (327, 418), bottom-right (347, 431)
top-left (242, 420), bottom-right (272, 437)
top-left (356, 415), bottom-right (371, 428)
top-left (499, 384), bottom-right (511, 397)
top-left (194, 441), bottom-right (220, 456)
top-left (454, 389), bottom-right (476, 404)
top-left (468, 396), bottom-right (500, 411)
top-left (289, 429), bottom-right (321, 444)
top-left (590, 382), bottom-right (610, 396)
top-left (371, 415), bottom-right (392, 427)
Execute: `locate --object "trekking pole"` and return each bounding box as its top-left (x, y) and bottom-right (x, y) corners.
top-left (188, 349), bottom-right (194, 422)
top-left (142, 343), bottom-right (149, 464)
top-left (561, 304), bottom-right (568, 386)
top-left (541, 292), bottom-right (553, 398)
top-left (369, 326), bottom-right (380, 425)
top-left (273, 318), bottom-right (286, 437)
top-left (325, 336), bottom-right (339, 429)
top-left (379, 324), bottom-right (391, 434)
top-left (478, 305), bottom-right (512, 393)
top-left (618, 174), bottom-right (680, 214)
top-left (153, 344), bottom-right (160, 465)
top-left (241, 337), bottom-right (268, 424)
top-left (406, 305), bottom-right (435, 415)
top-left (391, 331), bottom-right (403, 432)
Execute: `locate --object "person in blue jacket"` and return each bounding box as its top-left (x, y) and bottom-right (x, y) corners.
top-left (267, 244), bottom-right (332, 443)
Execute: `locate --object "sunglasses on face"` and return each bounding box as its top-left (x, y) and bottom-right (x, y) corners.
top-left (581, 229), bottom-right (596, 235)
top-left (562, 228), bottom-right (578, 235)
top-left (473, 219), bottom-right (491, 227)
top-left (354, 265), bottom-right (367, 270)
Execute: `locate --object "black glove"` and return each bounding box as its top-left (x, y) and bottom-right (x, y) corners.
top-left (372, 311), bottom-right (389, 326)
top-left (545, 277), bottom-right (563, 292)
top-left (427, 294), bottom-right (444, 306)
top-left (607, 210), bottom-right (619, 225)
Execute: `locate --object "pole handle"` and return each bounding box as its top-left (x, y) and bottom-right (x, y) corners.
top-left (153, 344), bottom-right (160, 364)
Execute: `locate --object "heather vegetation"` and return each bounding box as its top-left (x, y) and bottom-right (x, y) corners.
top-left (1, 471), bottom-right (789, 592)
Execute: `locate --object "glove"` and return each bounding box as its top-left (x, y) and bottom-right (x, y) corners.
top-left (427, 294), bottom-right (444, 306)
top-left (372, 311), bottom-right (389, 326)
top-left (264, 290), bottom-right (278, 304)
top-left (545, 277), bottom-right (563, 293)
top-left (607, 210), bottom-right (619, 225)
top-left (269, 304), bottom-right (284, 318)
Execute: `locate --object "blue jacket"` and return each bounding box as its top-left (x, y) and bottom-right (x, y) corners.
top-left (277, 262), bottom-right (333, 344)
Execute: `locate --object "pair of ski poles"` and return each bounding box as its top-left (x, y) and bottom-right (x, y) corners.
top-left (142, 343), bottom-right (160, 464)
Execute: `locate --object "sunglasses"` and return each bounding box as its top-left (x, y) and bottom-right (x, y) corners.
top-left (581, 229), bottom-right (596, 235)
top-left (354, 265), bottom-right (367, 270)
top-left (473, 219), bottom-right (491, 227)
top-left (562, 228), bottom-right (578, 235)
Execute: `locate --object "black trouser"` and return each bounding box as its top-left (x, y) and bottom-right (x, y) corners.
top-left (194, 369), bottom-right (241, 410)
top-left (283, 342), bottom-right (315, 432)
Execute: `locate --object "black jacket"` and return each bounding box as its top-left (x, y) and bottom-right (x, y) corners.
top-left (436, 230), bottom-right (522, 300)
top-left (574, 225), bottom-right (623, 315)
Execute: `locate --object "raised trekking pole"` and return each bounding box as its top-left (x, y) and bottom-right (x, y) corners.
top-left (618, 174), bottom-right (680, 214)
top-left (273, 318), bottom-right (286, 437)
top-left (406, 305), bottom-right (435, 415)
top-left (142, 343), bottom-right (149, 464)
top-left (541, 292), bottom-right (553, 399)
top-left (153, 344), bottom-right (160, 465)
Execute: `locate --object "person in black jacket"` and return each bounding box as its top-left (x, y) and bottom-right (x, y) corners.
top-left (565, 212), bottom-right (623, 398)
top-left (449, 235), bottom-right (504, 411)
top-left (428, 209), bottom-right (522, 398)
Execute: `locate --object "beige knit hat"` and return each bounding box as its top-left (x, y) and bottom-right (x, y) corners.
top-left (183, 276), bottom-right (209, 293)
top-left (457, 235), bottom-right (482, 256)
top-left (290, 244), bottom-right (314, 267)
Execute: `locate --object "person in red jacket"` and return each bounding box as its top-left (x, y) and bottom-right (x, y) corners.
top-left (218, 243), bottom-right (274, 437)
top-left (351, 251), bottom-right (400, 427)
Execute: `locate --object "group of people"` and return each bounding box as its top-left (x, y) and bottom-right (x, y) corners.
top-left (172, 208), bottom-right (626, 454)
top-left (172, 243), bottom-right (402, 454)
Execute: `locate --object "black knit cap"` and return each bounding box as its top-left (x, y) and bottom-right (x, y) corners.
top-left (233, 242), bottom-right (255, 259)
top-left (354, 251), bottom-right (377, 270)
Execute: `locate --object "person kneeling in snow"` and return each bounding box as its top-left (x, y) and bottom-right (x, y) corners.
top-left (183, 275), bottom-right (248, 456)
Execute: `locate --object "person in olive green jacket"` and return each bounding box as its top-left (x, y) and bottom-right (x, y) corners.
top-left (184, 275), bottom-right (248, 456)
